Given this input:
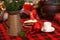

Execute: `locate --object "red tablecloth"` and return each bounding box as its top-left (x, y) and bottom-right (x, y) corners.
top-left (53, 13), bottom-right (60, 24)
top-left (0, 19), bottom-right (60, 40)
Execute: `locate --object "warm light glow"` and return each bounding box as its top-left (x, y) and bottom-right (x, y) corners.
top-left (24, 2), bottom-right (30, 5)
top-left (15, 1), bottom-right (18, 3)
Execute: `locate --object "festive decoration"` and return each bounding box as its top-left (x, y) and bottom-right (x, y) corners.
top-left (4, 0), bottom-right (25, 11)
top-left (0, 1), bottom-right (6, 22)
top-left (24, 19), bottom-right (37, 23)
top-left (0, 1), bottom-right (7, 22)
top-left (18, 31), bottom-right (25, 37)
top-left (23, 2), bottom-right (38, 20)
top-left (31, 9), bottom-right (38, 20)
top-left (23, 2), bottom-right (33, 11)
top-left (33, 22), bottom-right (41, 32)
top-left (2, 0), bottom-right (25, 36)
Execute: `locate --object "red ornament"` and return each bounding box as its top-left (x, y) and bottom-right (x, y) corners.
top-left (33, 22), bottom-right (41, 32)
top-left (23, 4), bottom-right (33, 11)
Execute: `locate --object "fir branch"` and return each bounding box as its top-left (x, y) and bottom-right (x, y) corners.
top-left (4, 0), bottom-right (25, 12)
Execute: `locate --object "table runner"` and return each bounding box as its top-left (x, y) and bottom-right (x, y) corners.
top-left (0, 20), bottom-right (60, 40)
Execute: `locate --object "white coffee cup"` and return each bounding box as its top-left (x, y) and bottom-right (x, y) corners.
top-left (41, 22), bottom-right (55, 32)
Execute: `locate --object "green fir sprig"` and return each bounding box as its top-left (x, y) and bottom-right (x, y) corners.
top-left (4, 0), bottom-right (25, 12)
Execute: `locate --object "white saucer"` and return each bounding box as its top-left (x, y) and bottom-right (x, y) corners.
top-left (41, 27), bottom-right (55, 32)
